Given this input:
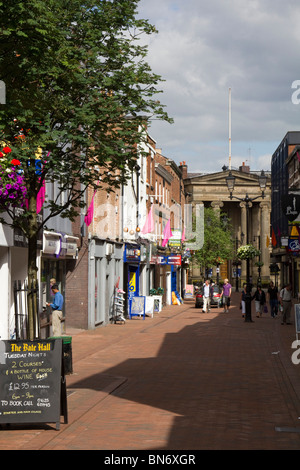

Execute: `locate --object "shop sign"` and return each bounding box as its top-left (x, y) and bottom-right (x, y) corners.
top-left (124, 244), bottom-right (140, 262)
top-left (282, 192), bottom-right (300, 223)
top-left (167, 255), bottom-right (182, 265)
top-left (168, 230), bottom-right (182, 247)
top-left (288, 237), bottom-right (300, 252)
top-left (140, 244), bottom-right (147, 262)
top-left (150, 254), bottom-right (182, 265)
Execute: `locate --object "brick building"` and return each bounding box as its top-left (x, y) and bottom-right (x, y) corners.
top-left (272, 132), bottom-right (300, 293)
top-left (62, 127), bottom-right (188, 331)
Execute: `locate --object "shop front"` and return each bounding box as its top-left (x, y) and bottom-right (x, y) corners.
top-left (41, 231), bottom-right (78, 336)
top-left (124, 243), bottom-right (141, 302)
top-left (88, 238), bottom-right (124, 329)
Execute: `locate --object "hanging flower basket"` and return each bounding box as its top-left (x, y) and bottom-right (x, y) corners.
top-left (237, 244), bottom-right (260, 260)
top-left (255, 261), bottom-right (264, 267)
top-left (0, 165), bottom-right (27, 208)
top-left (0, 143), bottom-right (27, 208)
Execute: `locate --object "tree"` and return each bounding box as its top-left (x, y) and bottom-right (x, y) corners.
top-left (0, 0), bottom-right (172, 339)
top-left (192, 207), bottom-right (234, 279)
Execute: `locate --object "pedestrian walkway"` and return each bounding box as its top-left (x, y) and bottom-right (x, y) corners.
top-left (1, 292), bottom-right (300, 450)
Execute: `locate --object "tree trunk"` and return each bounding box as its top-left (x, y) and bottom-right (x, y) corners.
top-left (27, 194), bottom-right (39, 340)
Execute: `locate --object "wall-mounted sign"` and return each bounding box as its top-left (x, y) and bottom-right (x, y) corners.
top-left (168, 230), bottom-right (182, 247)
top-left (288, 238), bottom-right (300, 252)
top-left (124, 244), bottom-right (140, 262)
top-left (167, 255), bottom-right (182, 265)
top-left (150, 255), bottom-right (182, 265)
top-left (281, 192), bottom-right (300, 223)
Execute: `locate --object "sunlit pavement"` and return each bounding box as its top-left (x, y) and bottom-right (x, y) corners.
top-left (1, 292), bottom-right (300, 450)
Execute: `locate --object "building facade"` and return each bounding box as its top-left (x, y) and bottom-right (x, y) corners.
top-left (184, 164), bottom-right (271, 288)
top-left (271, 132), bottom-right (300, 292)
top-left (62, 129), bottom-right (188, 331)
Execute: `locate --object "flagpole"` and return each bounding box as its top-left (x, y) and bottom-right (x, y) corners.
top-left (229, 88), bottom-right (232, 170)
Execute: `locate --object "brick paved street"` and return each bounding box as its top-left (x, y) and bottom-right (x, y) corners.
top-left (1, 292), bottom-right (300, 450)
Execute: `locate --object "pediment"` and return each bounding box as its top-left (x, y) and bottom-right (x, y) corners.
top-left (186, 169), bottom-right (263, 187)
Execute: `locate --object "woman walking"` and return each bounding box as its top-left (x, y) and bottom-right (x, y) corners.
top-left (240, 283), bottom-right (247, 318)
top-left (253, 285), bottom-right (266, 318)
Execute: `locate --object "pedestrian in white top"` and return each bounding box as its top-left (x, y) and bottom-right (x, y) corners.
top-left (280, 284), bottom-right (292, 325)
top-left (202, 279), bottom-right (211, 313)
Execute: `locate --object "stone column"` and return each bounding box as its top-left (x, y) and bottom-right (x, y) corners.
top-left (211, 201), bottom-right (224, 213)
top-left (239, 201), bottom-right (252, 282)
top-left (260, 201), bottom-right (271, 281)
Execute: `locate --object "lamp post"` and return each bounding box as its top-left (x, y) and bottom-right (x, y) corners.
top-left (226, 170), bottom-right (267, 322)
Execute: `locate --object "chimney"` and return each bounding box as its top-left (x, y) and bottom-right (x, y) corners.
top-left (239, 161), bottom-right (250, 173)
top-left (180, 161), bottom-right (188, 179)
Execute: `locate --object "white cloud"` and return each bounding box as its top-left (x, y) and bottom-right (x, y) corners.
top-left (137, 0), bottom-right (300, 172)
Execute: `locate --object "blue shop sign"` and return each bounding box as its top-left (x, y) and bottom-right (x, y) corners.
top-left (288, 237), bottom-right (300, 252)
top-left (155, 255), bottom-right (181, 265)
top-left (124, 244), bottom-right (141, 262)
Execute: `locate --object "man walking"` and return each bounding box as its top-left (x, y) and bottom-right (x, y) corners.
top-left (202, 279), bottom-right (211, 313)
top-left (47, 284), bottom-right (64, 336)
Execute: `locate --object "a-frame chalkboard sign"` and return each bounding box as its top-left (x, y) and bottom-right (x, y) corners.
top-left (0, 338), bottom-right (68, 430)
top-left (295, 304), bottom-right (300, 341)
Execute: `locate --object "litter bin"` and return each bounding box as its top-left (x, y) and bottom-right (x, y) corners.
top-left (48, 336), bottom-right (73, 375)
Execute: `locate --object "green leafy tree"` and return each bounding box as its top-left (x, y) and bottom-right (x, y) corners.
top-left (0, 0), bottom-right (172, 339)
top-left (192, 207), bottom-right (234, 278)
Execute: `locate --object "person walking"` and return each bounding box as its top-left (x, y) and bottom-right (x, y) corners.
top-left (253, 285), bottom-right (266, 317)
top-left (202, 279), bottom-right (211, 313)
top-left (280, 284), bottom-right (292, 325)
top-left (221, 278), bottom-right (232, 313)
top-left (267, 281), bottom-right (279, 318)
top-left (240, 283), bottom-right (247, 318)
top-left (47, 283), bottom-right (64, 336)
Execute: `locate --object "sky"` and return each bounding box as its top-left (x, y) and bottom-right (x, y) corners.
top-left (137, 0), bottom-right (300, 174)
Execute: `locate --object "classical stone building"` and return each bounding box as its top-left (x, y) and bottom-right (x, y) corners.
top-left (184, 163), bottom-right (271, 288)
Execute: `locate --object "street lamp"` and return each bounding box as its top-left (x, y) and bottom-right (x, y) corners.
top-left (225, 170), bottom-right (266, 322)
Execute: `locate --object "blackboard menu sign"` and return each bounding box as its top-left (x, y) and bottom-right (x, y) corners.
top-left (0, 339), bottom-right (66, 430)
